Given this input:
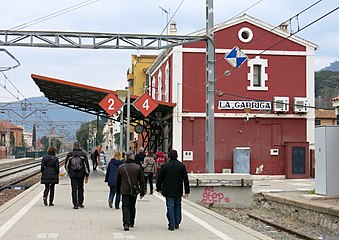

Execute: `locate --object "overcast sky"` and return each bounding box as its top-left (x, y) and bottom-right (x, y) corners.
top-left (0, 0), bottom-right (338, 103)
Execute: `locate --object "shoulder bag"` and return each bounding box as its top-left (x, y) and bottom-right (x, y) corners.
top-left (123, 165), bottom-right (142, 197)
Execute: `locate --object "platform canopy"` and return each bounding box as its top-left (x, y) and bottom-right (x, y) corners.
top-left (31, 74), bottom-right (175, 124)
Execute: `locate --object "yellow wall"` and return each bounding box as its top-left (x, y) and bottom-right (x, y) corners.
top-left (128, 54), bottom-right (157, 96)
top-left (127, 54), bottom-right (157, 151)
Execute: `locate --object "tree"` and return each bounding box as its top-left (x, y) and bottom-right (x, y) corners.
top-left (41, 136), bottom-right (49, 151)
top-left (76, 122), bottom-right (90, 150)
top-left (32, 124), bottom-right (36, 148)
top-left (75, 118), bottom-right (107, 150)
top-left (315, 70), bottom-right (339, 109)
top-left (113, 129), bottom-right (126, 150)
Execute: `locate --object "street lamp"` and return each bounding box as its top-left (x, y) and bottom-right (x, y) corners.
top-left (116, 89), bottom-right (131, 152)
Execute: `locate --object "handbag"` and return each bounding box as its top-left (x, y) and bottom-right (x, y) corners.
top-left (123, 166), bottom-right (142, 197)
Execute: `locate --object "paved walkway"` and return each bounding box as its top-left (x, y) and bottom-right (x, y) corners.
top-left (0, 169), bottom-right (273, 240)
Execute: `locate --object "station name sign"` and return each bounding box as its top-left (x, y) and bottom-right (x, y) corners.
top-left (218, 100), bottom-right (272, 110)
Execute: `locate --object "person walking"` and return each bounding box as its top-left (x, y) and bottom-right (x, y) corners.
top-left (142, 150), bottom-right (156, 194)
top-left (65, 141), bottom-right (90, 209)
top-left (105, 151), bottom-right (123, 209)
top-left (156, 149), bottom-right (190, 231)
top-left (134, 147), bottom-right (146, 168)
top-left (90, 145), bottom-right (102, 171)
top-left (41, 146), bottom-right (59, 206)
top-left (116, 150), bottom-right (145, 231)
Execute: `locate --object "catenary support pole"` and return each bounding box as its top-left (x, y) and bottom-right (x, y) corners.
top-left (206, 0), bottom-right (215, 173)
top-left (120, 110), bottom-right (123, 151)
top-left (126, 89), bottom-right (131, 151)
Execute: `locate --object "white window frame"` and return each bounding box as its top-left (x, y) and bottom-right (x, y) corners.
top-left (152, 76), bottom-right (156, 98)
top-left (165, 62), bottom-right (170, 102)
top-left (238, 27), bottom-right (253, 43)
top-left (157, 70), bottom-right (162, 101)
top-left (247, 56), bottom-right (268, 91)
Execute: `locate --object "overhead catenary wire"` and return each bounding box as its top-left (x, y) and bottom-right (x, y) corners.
top-left (212, 0), bottom-right (265, 32)
top-left (214, 0), bottom-right (323, 64)
top-left (1, 0), bottom-right (102, 134)
top-left (8, 0), bottom-right (100, 30)
top-left (0, 72), bottom-right (54, 127)
top-left (214, 3), bottom-right (339, 82)
top-left (0, 49), bottom-right (21, 72)
top-left (245, 0), bottom-right (323, 46)
top-left (159, 0), bottom-right (185, 36)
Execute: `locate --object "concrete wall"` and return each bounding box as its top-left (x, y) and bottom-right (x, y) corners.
top-left (187, 173), bottom-right (253, 208)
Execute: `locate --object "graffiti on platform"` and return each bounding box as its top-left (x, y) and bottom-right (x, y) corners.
top-left (201, 187), bottom-right (230, 204)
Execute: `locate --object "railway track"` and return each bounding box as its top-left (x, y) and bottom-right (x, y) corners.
top-left (0, 155), bottom-right (66, 191)
top-left (247, 213), bottom-right (319, 240)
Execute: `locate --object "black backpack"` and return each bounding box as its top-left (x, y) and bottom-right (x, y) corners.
top-left (70, 153), bottom-right (83, 171)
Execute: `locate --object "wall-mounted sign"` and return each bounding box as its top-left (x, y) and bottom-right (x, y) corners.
top-left (183, 151), bottom-right (193, 161)
top-left (218, 100), bottom-right (271, 110)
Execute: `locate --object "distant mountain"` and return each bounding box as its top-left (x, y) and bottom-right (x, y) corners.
top-left (321, 61), bottom-right (339, 71)
top-left (0, 96), bottom-right (95, 140)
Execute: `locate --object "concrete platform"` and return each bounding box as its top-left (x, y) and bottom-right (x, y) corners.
top-left (0, 157), bottom-right (36, 169)
top-left (0, 170), bottom-right (273, 240)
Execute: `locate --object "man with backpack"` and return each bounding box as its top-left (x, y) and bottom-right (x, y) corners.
top-left (65, 141), bottom-right (90, 209)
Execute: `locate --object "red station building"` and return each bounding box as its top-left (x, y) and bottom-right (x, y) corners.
top-left (147, 15), bottom-right (317, 178)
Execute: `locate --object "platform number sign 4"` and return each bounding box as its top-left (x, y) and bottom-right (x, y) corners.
top-left (99, 92), bottom-right (124, 116)
top-left (133, 93), bottom-right (158, 117)
top-left (142, 99), bottom-right (150, 110)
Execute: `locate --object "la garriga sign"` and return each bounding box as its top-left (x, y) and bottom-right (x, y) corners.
top-left (218, 100), bottom-right (272, 110)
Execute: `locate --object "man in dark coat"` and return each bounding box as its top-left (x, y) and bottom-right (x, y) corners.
top-left (41, 146), bottom-right (59, 206)
top-left (156, 149), bottom-right (190, 231)
top-left (65, 141), bottom-right (90, 209)
top-left (116, 150), bottom-right (145, 231)
top-left (134, 147), bottom-right (146, 168)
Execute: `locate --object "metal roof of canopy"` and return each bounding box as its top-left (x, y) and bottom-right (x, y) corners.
top-left (31, 74), bottom-right (175, 124)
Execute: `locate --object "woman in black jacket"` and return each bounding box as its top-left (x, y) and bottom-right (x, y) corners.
top-left (41, 146), bottom-right (59, 206)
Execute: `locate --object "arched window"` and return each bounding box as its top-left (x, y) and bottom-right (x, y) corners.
top-left (158, 70), bottom-right (162, 101)
top-left (165, 62), bottom-right (170, 102)
top-left (152, 76), bottom-right (156, 98)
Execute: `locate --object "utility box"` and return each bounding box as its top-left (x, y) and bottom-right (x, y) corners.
top-left (315, 125), bottom-right (339, 196)
top-left (233, 147), bottom-right (250, 174)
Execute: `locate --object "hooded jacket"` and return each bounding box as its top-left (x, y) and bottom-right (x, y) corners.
top-left (105, 158), bottom-right (123, 187)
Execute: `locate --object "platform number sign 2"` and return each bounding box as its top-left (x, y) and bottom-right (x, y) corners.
top-left (133, 93), bottom-right (158, 117)
top-left (99, 92), bottom-right (124, 116)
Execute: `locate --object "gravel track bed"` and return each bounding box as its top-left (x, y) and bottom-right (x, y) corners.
top-left (210, 193), bottom-right (338, 240)
top-left (0, 173), bottom-right (41, 206)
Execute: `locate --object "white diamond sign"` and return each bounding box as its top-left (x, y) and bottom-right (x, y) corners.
top-left (224, 46), bottom-right (247, 68)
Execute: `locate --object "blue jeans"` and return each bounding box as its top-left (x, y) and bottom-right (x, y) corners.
top-left (108, 186), bottom-right (121, 209)
top-left (165, 196), bottom-right (182, 229)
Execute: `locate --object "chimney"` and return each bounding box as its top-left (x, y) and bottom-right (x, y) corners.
top-left (279, 22), bottom-right (289, 32)
top-left (169, 21), bottom-right (177, 35)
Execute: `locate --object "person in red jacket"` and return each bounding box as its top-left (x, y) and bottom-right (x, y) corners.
top-left (155, 150), bottom-right (165, 175)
